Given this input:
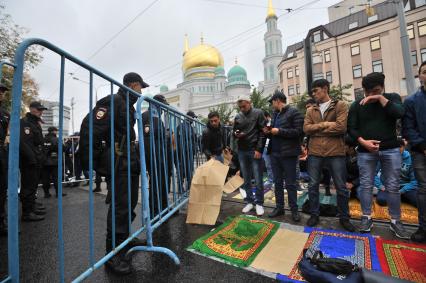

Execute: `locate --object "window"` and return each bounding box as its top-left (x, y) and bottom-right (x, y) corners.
top-left (265, 43), bottom-right (268, 56)
top-left (353, 65), bottom-right (362, 78)
top-left (264, 68), bottom-right (267, 80)
top-left (351, 42), bottom-right (360, 56)
top-left (349, 22), bottom-right (358, 29)
top-left (372, 60), bottom-right (383, 73)
top-left (368, 15), bottom-right (378, 23)
top-left (288, 85), bottom-right (295, 96)
top-left (296, 84), bottom-right (300, 95)
top-left (313, 73), bottom-right (324, 81)
top-left (269, 41), bottom-right (273, 55)
top-left (287, 68), bottom-right (294, 79)
top-left (370, 36), bottom-right (381, 50)
top-left (287, 51), bottom-right (294, 58)
top-left (276, 40), bottom-right (281, 54)
top-left (354, 88), bottom-right (364, 100)
top-left (419, 21), bottom-right (426, 36)
top-left (312, 53), bottom-right (322, 64)
top-left (407, 24), bottom-right (415, 39)
top-left (421, 48), bottom-right (426, 63)
top-left (416, 0), bottom-right (426, 7)
top-left (269, 65), bottom-right (275, 80)
top-left (324, 50), bottom-right (331, 62)
top-left (326, 71), bottom-right (332, 83)
top-left (295, 66), bottom-right (300, 77)
top-left (411, 50), bottom-right (418, 66)
top-left (313, 31), bottom-right (321, 43)
top-left (280, 71), bottom-right (283, 83)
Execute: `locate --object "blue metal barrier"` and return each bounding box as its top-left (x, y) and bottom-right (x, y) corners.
top-left (2, 38), bottom-right (205, 283)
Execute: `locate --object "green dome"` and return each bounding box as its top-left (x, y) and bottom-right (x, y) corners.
top-left (227, 65), bottom-right (247, 78)
top-left (160, 85), bottom-right (169, 93)
top-left (214, 66), bottom-right (225, 76)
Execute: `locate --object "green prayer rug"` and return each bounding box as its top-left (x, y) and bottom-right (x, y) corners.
top-left (188, 215), bottom-right (279, 267)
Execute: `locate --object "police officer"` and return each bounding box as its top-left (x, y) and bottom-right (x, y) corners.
top-left (42, 126), bottom-right (66, 198)
top-left (0, 83), bottom-right (10, 236)
top-left (95, 73), bottom-right (148, 274)
top-left (20, 101), bottom-right (47, 221)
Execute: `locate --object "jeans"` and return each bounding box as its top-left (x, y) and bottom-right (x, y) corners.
top-left (263, 150), bottom-right (274, 183)
top-left (307, 155), bottom-right (350, 219)
top-left (376, 189), bottom-right (417, 207)
top-left (270, 153), bottom-right (298, 211)
top-left (238, 150), bottom-right (264, 205)
top-left (412, 152), bottom-right (426, 229)
top-left (357, 148), bottom-right (401, 220)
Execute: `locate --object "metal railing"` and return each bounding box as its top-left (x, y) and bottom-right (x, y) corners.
top-left (2, 38), bottom-right (204, 283)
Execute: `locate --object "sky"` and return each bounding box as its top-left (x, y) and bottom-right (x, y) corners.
top-left (3, 0), bottom-right (342, 132)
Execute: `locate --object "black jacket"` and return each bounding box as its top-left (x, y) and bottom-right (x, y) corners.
top-left (201, 122), bottom-right (226, 158)
top-left (267, 106), bottom-right (304, 157)
top-left (44, 133), bottom-right (59, 167)
top-left (233, 108), bottom-right (266, 152)
top-left (20, 113), bottom-right (45, 167)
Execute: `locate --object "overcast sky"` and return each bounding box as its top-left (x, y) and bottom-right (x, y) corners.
top-left (4, 0), bottom-right (341, 132)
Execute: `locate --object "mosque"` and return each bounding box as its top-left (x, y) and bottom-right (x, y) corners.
top-left (156, 0), bottom-right (283, 118)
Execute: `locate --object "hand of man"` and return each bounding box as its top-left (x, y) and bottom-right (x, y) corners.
top-left (346, 182), bottom-right (353, 190)
top-left (359, 95), bottom-right (381, 106)
top-left (254, 150), bottom-right (262, 159)
top-left (359, 138), bottom-right (380, 152)
top-left (271, 128), bottom-right (279, 135)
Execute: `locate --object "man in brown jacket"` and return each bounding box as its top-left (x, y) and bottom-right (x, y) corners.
top-left (303, 79), bottom-right (355, 232)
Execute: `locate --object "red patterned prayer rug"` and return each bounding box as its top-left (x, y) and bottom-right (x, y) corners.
top-left (376, 238), bottom-right (426, 283)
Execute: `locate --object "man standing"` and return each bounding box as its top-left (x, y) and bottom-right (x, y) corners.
top-left (304, 79), bottom-right (355, 232)
top-left (265, 90), bottom-right (303, 221)
top-left (201, 111), bottom-right (226, 163)
top-left (233, 95), bottom-right (266, 216)
top-left (348, 72), bottom-right (409, 239)
top-left (0, 83), bottom-right (10, 236)
top-left (403, 61), bottom-right (426, 243)
top-left (42, 127), bottom-right (66, 198)
top-left (20, 101), bottom-right (48, 222)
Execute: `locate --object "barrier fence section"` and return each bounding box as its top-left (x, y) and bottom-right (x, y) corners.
top-left (1, 38), bottom-right (204, 283)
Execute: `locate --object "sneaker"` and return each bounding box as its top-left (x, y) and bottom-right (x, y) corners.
top-left (268, 208), bottom-right (284, 218)
top-left (105, 255), bottom-right (132, 275)
top-left (411, 227), bottom-right (426, 243)
top-left (255, 205), bottom-right (264, 216)
top-left (242, 203), bottom-right (254, 213)
top-left (358, 216), bottom-right (373, 232)
top-left (340, 219), bottom-right (356, 232)
top-left (390, 221), bottom-right (410, 240)
top-left (307, 215), bottom-right (319, 227)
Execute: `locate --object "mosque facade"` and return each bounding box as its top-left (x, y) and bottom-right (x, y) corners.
top-left (157, 0), bottom-right (282, 119)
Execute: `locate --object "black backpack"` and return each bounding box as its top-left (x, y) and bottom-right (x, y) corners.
top-left (79, 94), bottom-right (120, 175)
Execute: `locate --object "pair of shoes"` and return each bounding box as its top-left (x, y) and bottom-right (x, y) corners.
top-left (44, 194), bottom-right (52, 198)
top-left (93, 187), bottom-right (102, 193)
top-left (307, 215), bottom-right (319, 227)
top-left (390, 221), bottom-right (410, 240)
top-left (105, 254), bottom-right (132, 275)
top-left (358, 216), bottom-right (373, 233)
top-left (268, 208), bottom-right (284, 218)
top-left (292, 211), bottom-right (301, 222)
top-left (242, 203), bottom-right (254, 213)
top-left (242, 203), bottom-right (264, 216)
top-left (411, 227), bottom-right (426, 243)
top-left (340, 219), bottom-right (356, 232)
top-left (22, 212), bottom-right (45, 222)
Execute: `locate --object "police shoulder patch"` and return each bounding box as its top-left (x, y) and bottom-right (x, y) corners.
top-left (24, 127), bottom-right (30, 135)
top-left (96, 107), bottom-right (107, 120)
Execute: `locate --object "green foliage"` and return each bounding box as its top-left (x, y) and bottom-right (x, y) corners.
top-left (290, 92), bottom-right (310, 116)
top-left (329, 84), bottom-right (353, 102)
top-left (250, 88), bottom-right (271, 113)
top-left (0, 5), bottom-right (43, 113)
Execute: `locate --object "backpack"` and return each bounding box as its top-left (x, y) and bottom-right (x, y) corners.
top-left (79, 94), bottom-right (120, 175)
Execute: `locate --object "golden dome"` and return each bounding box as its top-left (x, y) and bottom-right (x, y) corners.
top-left (182, 36), bottom-right (224, 72)
top-left (267, 0), bottom-right (277, 19)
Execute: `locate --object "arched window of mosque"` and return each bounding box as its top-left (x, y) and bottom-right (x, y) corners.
top-left (269, 65), bottom-right (274, 80)
top-left (269, 42), bottom-right (273, 55)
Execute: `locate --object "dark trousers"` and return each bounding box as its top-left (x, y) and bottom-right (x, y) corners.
top-left (412, 152), bottom-right (426, 229)
top-left (270, 153), bottom-right (298, 212)
top-left (376, 189), bottom-right (417, 207)
top-left (307, 156), bottom-right (350, 220)
top-left (42, 166), bottom-right (58, 196)
top-left (147, 161), bottom-right (170, 219)
top-left (0, 147), bottom-right (7, 221)
top-left (106, 173), bottom-right (139, 244)
top-left (20, 166), bottom-right (41, 214)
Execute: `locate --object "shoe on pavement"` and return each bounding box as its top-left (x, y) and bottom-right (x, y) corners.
top-left (105, 255), bottom-right (132, 275)
top-left (33, 209), bottom-right (46, 216)
top-left (22, 212), bottom-right (45, 222)
top-left (255, 205), bottom-right (264, 216)
top-left (307, 215), bottom-right (319, 227)
top-left (242, 203), bottom-right (254, 213)
top-left (292, 211), bottom-right (301, 222)
top-left (390, 221), bottom-right (410, 240)
top-left (93, 187), bottom-right (102, 193)
top-left (358, 216), bottom-right (373, 233)
top-left (411, 227), bottom-right (426, 243)
top-left (268, 208), bottom-right (284, 218)
top-left (340, 219), bottom-right (356, 232)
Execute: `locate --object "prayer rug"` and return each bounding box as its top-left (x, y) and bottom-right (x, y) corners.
top-left (188, 215), bottom-right (280, 267)
top-left (376, 238), bottom-right (426, 283)
top-left (296, 191), bottom-right (337, 207)
top-left (287, 230), bottom-right (379, 281)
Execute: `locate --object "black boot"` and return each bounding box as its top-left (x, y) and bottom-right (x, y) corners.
top-left (22, 212), bottom-right (45, 222)
top-left (292, 211), bottom-right (301, 222)
top-left (325, 186), bottom-right (332, 196)
top-left (33, 209), bottom-right (46, 216)
top-left (411, 227), bottom-right (426, 243)
top-left (268, 208), bottom-right (284, 218)
top-left (307, 215), bottom-right (319, 227)
top-left (340, 218), bottom-right (356, 232)
top-left (105, 236), bottom-right (132, 275)
top-left (93, 187), bottom-right (102, 193)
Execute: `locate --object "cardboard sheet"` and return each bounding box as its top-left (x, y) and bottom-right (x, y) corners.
top-left (223, 175), bottom-right (244, 194)
top-left (250, 229), bottom-right (309, 275)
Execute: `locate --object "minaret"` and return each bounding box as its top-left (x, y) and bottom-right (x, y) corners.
top-left (263, 0), bottom-right (283, 85)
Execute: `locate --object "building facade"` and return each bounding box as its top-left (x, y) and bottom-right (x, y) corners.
top-left (279, 1), bottom-right (426, 104)
top-left (40, 100), bottom-right (71, 136)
